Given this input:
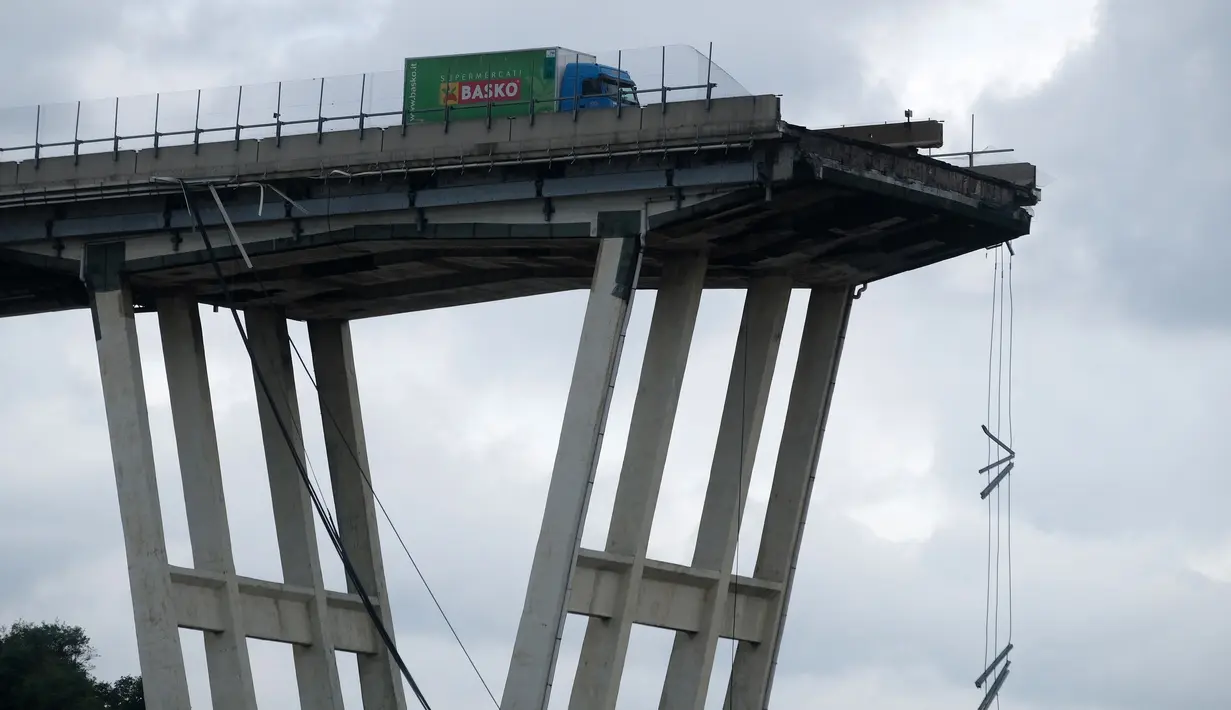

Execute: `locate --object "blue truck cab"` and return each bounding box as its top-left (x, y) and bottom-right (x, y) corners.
top-left (558, 63), bottom-right (639, 111)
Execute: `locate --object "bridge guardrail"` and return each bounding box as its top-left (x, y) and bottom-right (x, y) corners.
top-left (0, 44), bottom-right (749, 164)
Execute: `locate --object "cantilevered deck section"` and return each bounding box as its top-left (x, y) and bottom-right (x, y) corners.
top-left (0, 95), bottom-right (1037, 319)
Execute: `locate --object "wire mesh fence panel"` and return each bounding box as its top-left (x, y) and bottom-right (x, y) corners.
top-left (237, 80), bottom-right (282, 142)
top-left (78, 97), bottom-right (125, 151)
top-left (29, 101), bottom-right (76, 159)
top-left (277, 77), bottom-right (325, 139)
top-left (320, 73), bottom-right (364, 132)
top-left (695, 47), bottom-right (750, 100)
top-left (0, 44), bottom-right (754, 160)
top-left (592, 44), bottom-right (749, 106)
top-left (0, 105), bottom-right (39, 161)
top-left (149, 88), bottom-right (201, 149)
top-left (196, 85), bottom-right (243, 140)
top-left (116, 93), bottom-right (159, 152)
top-left (363, 70), bottom-right (407, 130)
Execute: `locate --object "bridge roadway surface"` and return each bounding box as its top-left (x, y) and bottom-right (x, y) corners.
top-left (0, 95), bottom-right (1039, 320)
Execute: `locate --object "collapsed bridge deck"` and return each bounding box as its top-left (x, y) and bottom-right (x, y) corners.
top-left (0, 95), bottom-right (1039, 320)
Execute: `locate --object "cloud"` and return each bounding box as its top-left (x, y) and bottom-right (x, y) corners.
top-left (970, 0), bottom-right (1231, 331)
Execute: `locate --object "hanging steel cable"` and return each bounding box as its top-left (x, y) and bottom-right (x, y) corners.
top-left (175, 180), bottom-right (436, 709)
top-left (974, 242), bottom-right (1018, 710)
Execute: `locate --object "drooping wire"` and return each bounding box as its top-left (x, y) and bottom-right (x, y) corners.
top-left (190, 179), bottom-right (496, 705)
top-left (993, 247), bottom-right (1007, 709)
top-left (175, 181), bottom-right (434, 710)
top-left (1006, 251), bottom-right (1015, 644)
top-left (302, 447), bottom-right (335, 528)
top-left (301, 178), bottom-right (499, 704)
top-left (257, 334), bottom-right (335, 530)
top-left (978, 242), bottom-right (1018, 710)
top-left (207, 181), bottom-right (497, 707)
top-left (982, 248), bottom-right (999, 671)
top-left (287, 338), bottom-right (500, 707)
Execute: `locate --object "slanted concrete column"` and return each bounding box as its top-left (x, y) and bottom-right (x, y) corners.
top-left (659, 277), bottom-right (792, 710)
top-left (724, 287), bottom-right (853, 710)
top-left (158, 295), bottom-right (258, 710)
top-left (309, 319), bottom-right (407, 710)
top-left (246, 308), bottom-right (345, 710)
top-left (86, 243), bottom-right (192, 710)
top-left (502, 211), bottom-right (644, 710)
top-left (569, 251), bottom-right (708, 710)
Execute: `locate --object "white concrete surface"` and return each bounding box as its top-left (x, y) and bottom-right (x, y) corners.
top-left (569, 251), bottom-right (707, 710)
top-left (309, 319), bottom-right (407, 710)
top-left (86, 236), bottom-right (853, 710)
top-left (95, 292), bottom-right (414, 710)
top-left (502, 234), bottom-right (642, 710)
top-left (92, 285), bottom-right (193, 710)
top-left (168, 565), bottom-right (381, 654)
top-left (503, 279), bottom-right (852, 710)
top-left (658, 276), bottom-right (792, 710)
top-left (158, 295), bottom-right (258, 710)
top-left (726, 287), bottom-right (853, 709)
top-left (246, 308), bottom-right (346, 710)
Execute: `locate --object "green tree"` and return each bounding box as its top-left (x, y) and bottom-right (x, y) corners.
top-left (96, 674), bottom-right (144, 710)
top-left (0, 620), bottom-right (143, 710)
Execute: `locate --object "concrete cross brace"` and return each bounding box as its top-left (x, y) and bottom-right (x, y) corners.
top-left (567, 548), bottom-right (782, 643)
top-left (168, 566), bottom-right (385, 654)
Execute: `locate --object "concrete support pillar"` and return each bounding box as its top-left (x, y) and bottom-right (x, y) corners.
top-left (308, 320), bottom-right (407, 710)
top-left (502, 212), bottom-right (644, 710)
top-left (658, 277), bottom-right (793, 710)
top-left (569, 251), bottom-right (708, 710)
top-left (246, 308), bottom-right (345, 710)
top-left (158, 296), bottom-right (258, 710)
top-left (88, 265), bottom-right (192, 710)
top-left (724, 287), bottom-right (853, 710)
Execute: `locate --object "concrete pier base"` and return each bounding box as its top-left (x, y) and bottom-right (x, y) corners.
top-left (499, 235), bottom-right (854, 709)
top-left (87, 239), bottom-right (851, 710)
top-left (92, 280), bottom-right (193, 710)
top-left (86, 243), bottom-right (406, 710)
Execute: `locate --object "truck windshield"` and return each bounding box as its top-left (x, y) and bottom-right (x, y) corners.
top-left (600, 77), bottom-right (639, 106)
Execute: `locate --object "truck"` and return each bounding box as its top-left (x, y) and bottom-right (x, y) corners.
top-left (402, 47), bottom-right (639, 124)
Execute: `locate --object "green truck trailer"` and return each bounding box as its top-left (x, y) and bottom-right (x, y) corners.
top-left (402, 47), bottom-right (639, 124)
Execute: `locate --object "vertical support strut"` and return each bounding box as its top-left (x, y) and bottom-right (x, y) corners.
top-left (247, 308), bottom-right (345, 710)
top-left (502, 211), bottom-right (644, 710)
top-left (725, 287), bottom-right (854, 709)
top-left (309, 320), bottom-right (408, 710)
top-left (569, 251), bottom-right (709, 710)
top-left (659, 276), bottom-right (793, 710)
top-left (86, 244), bottom-right (192, 710)
top-left (158, 295), bottom-right (259, 710)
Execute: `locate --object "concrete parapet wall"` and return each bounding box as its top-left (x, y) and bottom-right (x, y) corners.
top-left (0, 96), bottom-right (781, 196)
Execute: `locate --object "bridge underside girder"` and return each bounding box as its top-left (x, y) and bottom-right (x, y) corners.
top-left (0, 162), bottom-right (1028, 321)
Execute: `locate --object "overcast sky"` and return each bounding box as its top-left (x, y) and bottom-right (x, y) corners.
top-left (2, 0), bottom-right (1230, 708)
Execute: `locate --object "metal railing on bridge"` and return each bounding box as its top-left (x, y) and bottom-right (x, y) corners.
top-left (0, 44), bottom-right (749, 164)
